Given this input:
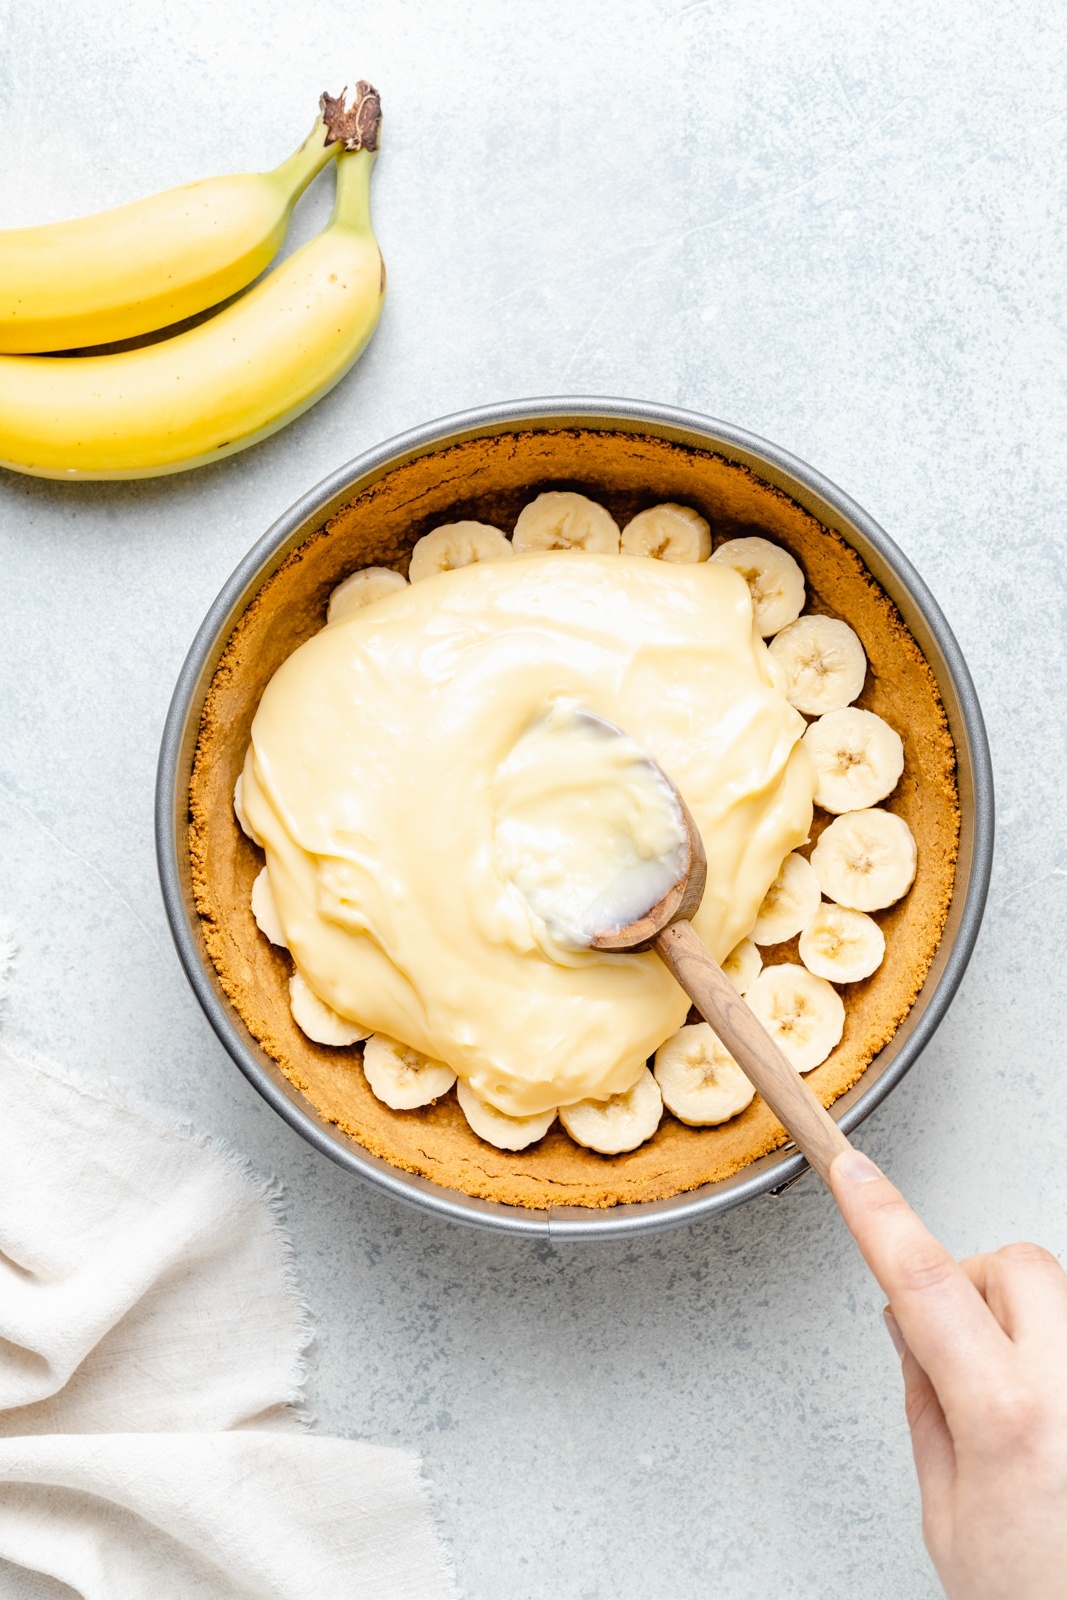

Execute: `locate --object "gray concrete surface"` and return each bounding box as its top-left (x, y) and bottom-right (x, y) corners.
top-left (2, 1), bottom-right (1065, 1594)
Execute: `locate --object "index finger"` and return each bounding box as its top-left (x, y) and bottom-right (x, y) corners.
top-left (830, 1149), bottom-right (1010, 1406)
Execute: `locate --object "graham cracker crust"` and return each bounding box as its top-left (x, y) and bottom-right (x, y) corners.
top-left (189, 428), bottom-right (959, 1209)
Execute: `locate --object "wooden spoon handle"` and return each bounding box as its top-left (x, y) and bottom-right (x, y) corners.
top-left (654, 919), bottom-right (851, 1186)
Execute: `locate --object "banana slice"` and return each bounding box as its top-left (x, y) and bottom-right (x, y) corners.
top-left (408, 521), bottom-right (513, 583)
top-left (744, 962), bottom-right (845, 1073)
top-left (362, 1033), bottom-right (457, 1111)
top-left (327, 566), bottom-right (407, 625)
top-left (558, 1067), bottom-right (663, 1153)
top-left (251, 866), bottom-right (287, 948)
top-left (802, 708), bottom-right (904, 813)
top-left (233, 773), bottom-right (264, 848)
top-left (810, 807), bottom-right (916, 911)
top-left (750, 852), bottom-right (821, 946)
top-left (799, 903), bottom-right (885, 984)
top-left (709, 536), bottom-right (805, 635)
top-left (767, 615), bottom-right (867, 715)
top-left (456, 1079), bottom-right (556, 1151)
top-left (620, 503), bottom-right (711, 563)
top-left (511, 491), bottom-right (620, 554)
top-left (289, 971), bottom-right (369, 1046)
top-left (721, 936), bottom-right (762, 994)
top-left (653, 1023), bottom-right (755, 1126)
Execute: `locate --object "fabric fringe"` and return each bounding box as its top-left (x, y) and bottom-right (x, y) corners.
top-left (0, 927), bottom-right (15, 1008)
top-left (412, 1457), bottom-right (465, 1600)
top-left (230, 1166), bottom-right (317, 1430)
top-left (168, 1134), bottom-right (318, 1431)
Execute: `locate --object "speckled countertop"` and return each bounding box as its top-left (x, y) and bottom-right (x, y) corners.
top-left (2, 2), bottom-right (1065, 1595)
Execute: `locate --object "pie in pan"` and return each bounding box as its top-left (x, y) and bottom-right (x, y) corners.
top-left (189, 428), bottom-right (958, 1209)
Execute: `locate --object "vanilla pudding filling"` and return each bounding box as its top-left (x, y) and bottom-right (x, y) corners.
top-left (492, 702), bottom-right (688, 953)
top-left (240, 551), bottom-right (814, 1117)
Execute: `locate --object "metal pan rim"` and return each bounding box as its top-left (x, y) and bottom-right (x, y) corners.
top-left (156, 397), bottom-right (994, 1239)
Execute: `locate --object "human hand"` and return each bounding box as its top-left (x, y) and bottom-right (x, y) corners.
top-left (830, 1148), bottom-right (1067, 1600)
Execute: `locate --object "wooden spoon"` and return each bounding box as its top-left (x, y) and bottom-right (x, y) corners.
top-left (589, 765), bottom-right (852, 1187)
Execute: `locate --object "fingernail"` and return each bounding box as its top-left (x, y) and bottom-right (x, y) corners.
top-left (832, 1149), bottom-right (882, 1185)
top-left (883, 1306), bottom-right (906, 1359)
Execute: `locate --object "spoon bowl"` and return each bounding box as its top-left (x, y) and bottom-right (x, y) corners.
top-left (558, 707), bottom-right (708, 950)
top-left (587, 788), bottom-right (706, 950)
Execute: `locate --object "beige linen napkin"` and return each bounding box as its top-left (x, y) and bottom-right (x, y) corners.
top-left (0, 946), bottom-right (457, 1599)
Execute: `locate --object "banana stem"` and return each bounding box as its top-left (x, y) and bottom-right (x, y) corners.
top-left (330, 148), bottom-right (377, 234)
top-left (270, 119), bottom-right (339, 199)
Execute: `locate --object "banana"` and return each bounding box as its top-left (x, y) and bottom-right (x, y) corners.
top-left (233, 774), bottom-right (264, 847)
top-left (327, 566), bottom-right (407, 625)
top-left (744, 962), bottom-right (845, 1072)
top-left (251, 866), bottom-right (287, 947)
top-left (362, 1034), bottom-right (456, 1111)
top-left (408, 521), bottom-right (513, 582)
top-left (750, 852), bottom-right (821, 946)
top-left (511, 492), bottom-right (620, 554)
top-left (798, 902), bottom-right (885, 984)
top-left (289, 971), bottom-right (369, 1046)
top-left (456, 1080), bottom-right (556, 1151)
top-left (653, 1023), bottom-right (754, 1126)
top-left (558, 1067), bottom-right (663, 1153)
top-left (709, 536), bottom-right (805, 636)
top-left (810, 807), bottom-right (917, 911)
top-left (767, 615), bottom-right (866, 715)
top-left (0, 94), bottom-right (385, 480)
top-left (721, 936), bottom-right (762, 994)
top-left (802, 708), bottom-right (904, 813)
top-left (620, 503), bottom-right (711, 563)
top-left (0, 94), bottom-right (363, 353)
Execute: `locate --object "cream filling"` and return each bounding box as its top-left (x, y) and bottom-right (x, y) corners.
top-left (241, 551), bottom-right (814, 1116)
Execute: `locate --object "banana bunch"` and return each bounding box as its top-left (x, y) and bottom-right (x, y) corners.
top-left (0, 83), bottom-right (385, 479)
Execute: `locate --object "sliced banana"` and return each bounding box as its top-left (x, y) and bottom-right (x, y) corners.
top-left (709, 536), bottom-right (805, 636)
top-left (721, 936), bottom-right (762, 994)
top-left (653, 1023), bottom-right (755, 1126)
top-left (251, 866), bottom-right (287, 948)
top-left (327, 565), bottom-right (407, 625)
top-left (745, 962), bottom-right (845, 1073)
top-left (620, 503), bottom-right (711, 563)
top-left (767, 615), bottom-right (867, 715)
top-left (810, 807), bottom-right (916, 911)
top-left (233, 773), bottom-right (264, 848)
top-left (799, 903), bottom-right (885, 984)
top-left (362, 1033), bottom-right (457, 1111)
top-left (750, 852), bottom-right (821, 946)
top-left (558, 1067), bottom-right (663, 1153)
top-left (289, 971), bottom-right (369, 1047)
top-left (408, 521), bottom-right (513, 583)
top-left (511, 491), bottom-right (620, 554)
top-left (456, 1079), bottom-right (556, 1151)
top-left (802, 708), bottom-right (904, 813)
